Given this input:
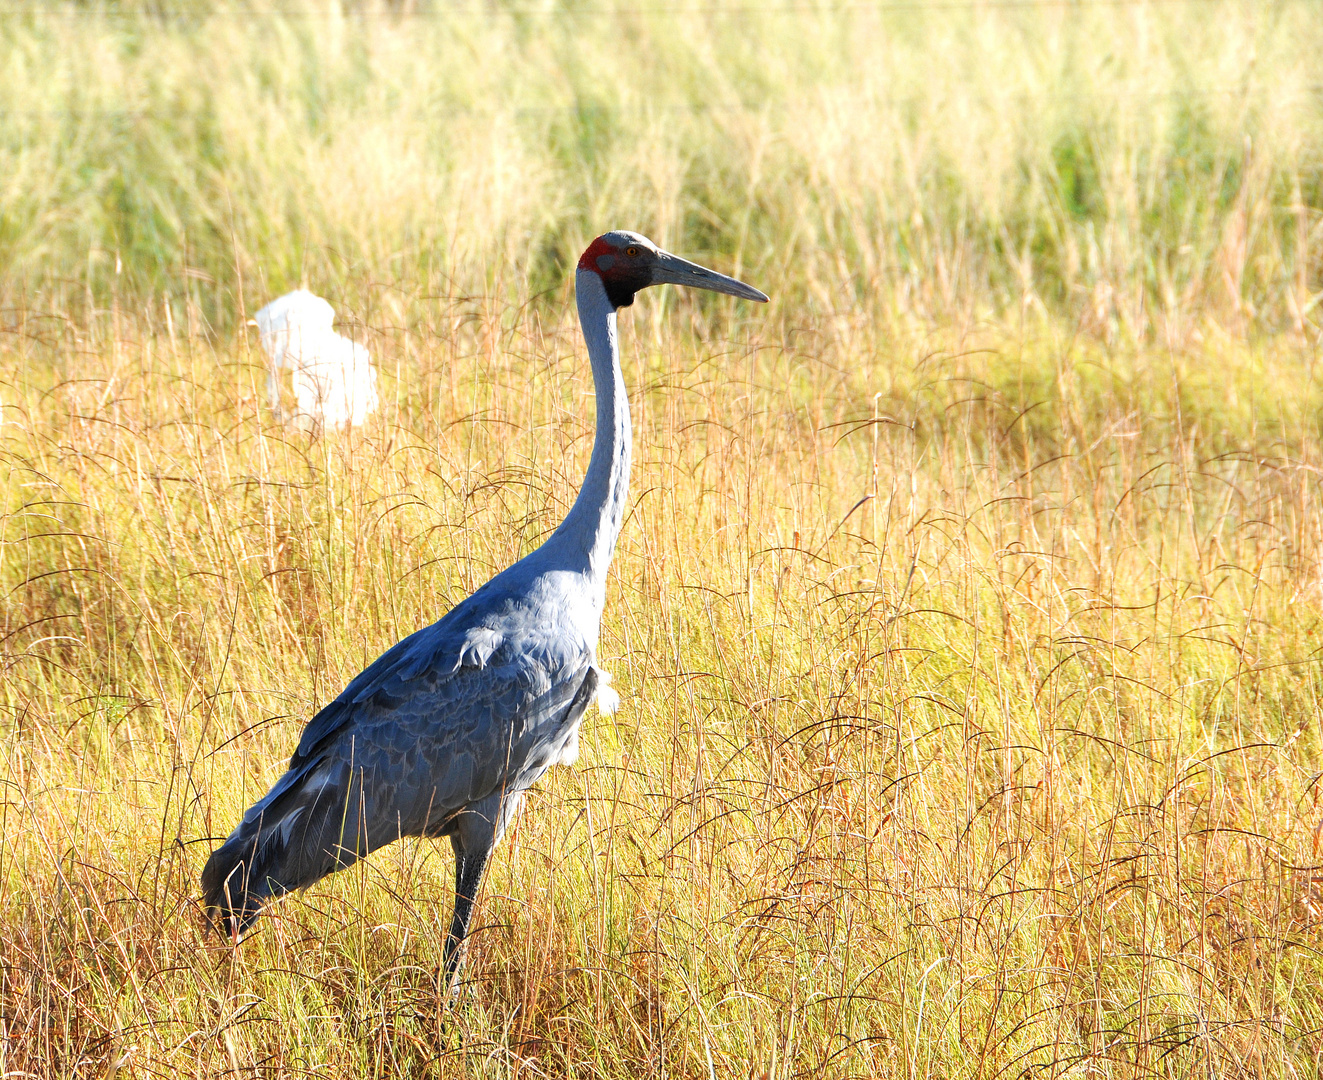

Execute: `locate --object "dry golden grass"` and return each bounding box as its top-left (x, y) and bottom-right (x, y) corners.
top-left (3, 281), bottom-right (1323, 1075)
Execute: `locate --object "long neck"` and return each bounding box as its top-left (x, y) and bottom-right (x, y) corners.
top-left (549, 270), bottom-right (632, 585)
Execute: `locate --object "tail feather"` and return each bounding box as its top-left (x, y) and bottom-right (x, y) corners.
top-left (201, 762), bottom-right (366, 936)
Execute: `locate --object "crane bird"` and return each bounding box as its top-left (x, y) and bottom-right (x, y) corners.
top-left (253, 289), bottom-right (379, 430)
top-left (202, 231), bottom-right (767, 986)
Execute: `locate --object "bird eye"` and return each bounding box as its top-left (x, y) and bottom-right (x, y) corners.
top-left (625, 246), bottom-right (640, 257)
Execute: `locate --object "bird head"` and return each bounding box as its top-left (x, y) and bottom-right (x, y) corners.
top-left (578, 230), bottom-right (769, 310)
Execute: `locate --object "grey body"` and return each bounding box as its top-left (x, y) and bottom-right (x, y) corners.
top-left (201, 232), bottom-right (767, 985)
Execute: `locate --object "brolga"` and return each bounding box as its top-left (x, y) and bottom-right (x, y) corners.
top-left (202, 231), bottom-right (768, 987)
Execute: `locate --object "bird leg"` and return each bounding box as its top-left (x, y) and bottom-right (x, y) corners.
top-left (441, 835), bottom-right (490, 993)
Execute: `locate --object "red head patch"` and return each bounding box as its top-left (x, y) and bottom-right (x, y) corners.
top-left (577, 233), bottom-right (654, 308)
top-left (577, 235), bottom-right (619, 273)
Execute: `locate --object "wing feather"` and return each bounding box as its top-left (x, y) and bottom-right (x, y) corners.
top-left (278, 617), bottom-right (592, 840)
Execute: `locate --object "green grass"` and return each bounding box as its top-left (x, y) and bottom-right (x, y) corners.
top-left (2, 0), bottom-right (1321, 335)
top-left (2, 2), bottom-right (1323, 1077)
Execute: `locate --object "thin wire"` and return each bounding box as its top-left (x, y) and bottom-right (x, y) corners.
top-left (0, 0), bottom-right (1316, 15)
top-left (2, 82), bottom-right (1320, 120)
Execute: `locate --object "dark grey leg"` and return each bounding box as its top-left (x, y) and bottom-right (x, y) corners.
top-left (442, 834), bottom-right (490, 992)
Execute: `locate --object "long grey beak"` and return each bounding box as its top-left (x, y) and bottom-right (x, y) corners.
top-left (651, 250), bottom-right (769, 303)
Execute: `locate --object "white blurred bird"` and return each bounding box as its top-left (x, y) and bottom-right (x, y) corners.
top-left (252, 289), bottom-right (378, 430)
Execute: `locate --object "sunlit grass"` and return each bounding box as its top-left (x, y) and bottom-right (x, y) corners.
top-left (3, 285), bottom-right (1323, 1075)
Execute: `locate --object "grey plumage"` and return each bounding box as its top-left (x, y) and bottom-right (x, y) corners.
top-left (202, 231), bottom-right (767, 985)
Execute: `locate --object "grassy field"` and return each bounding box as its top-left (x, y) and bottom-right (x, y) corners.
top-left (3, 2), bottom-right (1323, 1077)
